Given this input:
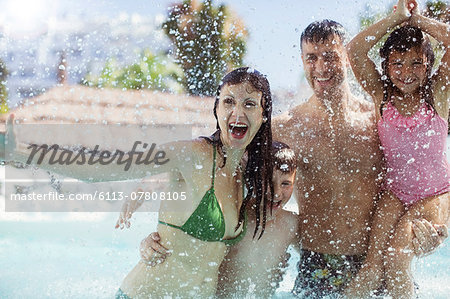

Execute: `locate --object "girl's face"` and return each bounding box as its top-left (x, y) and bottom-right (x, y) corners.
top-left (216, 82), bottom-right (264, 150)
top-left (387, 47), bottom-right (428, 95)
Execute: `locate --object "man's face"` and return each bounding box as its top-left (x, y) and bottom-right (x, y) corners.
top-left (301, 36), bottom-right (348, 98)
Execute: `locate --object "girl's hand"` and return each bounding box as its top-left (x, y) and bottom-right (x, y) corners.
top-left (412, 219), bottom-right (448, 257)
top-left (408, 0), bottom-right (421, 27)
top-left (407, 0), bottom-right (420, 15)
top-left (393, 0), bottom-right (412, 22)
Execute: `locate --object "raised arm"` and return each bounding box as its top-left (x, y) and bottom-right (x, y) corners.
top-left (6, 115), bottom-right (190, 183)
top-left (409, 5), bottom-right (450, 118)
top-left (347, 0), bottom-right (411, 118)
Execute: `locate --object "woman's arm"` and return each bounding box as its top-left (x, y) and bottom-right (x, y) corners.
top-left (346, 0), bottom-right (411, 118)
top-left (6, 115), bottom-right (190, 183)
top-left (409, 7), bottom-right (450, 118)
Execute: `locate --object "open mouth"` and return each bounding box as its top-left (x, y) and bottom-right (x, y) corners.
top-left (229, 122), bottom-right (248, 139)
top-left (399, 78), bottom-right (416, 85)
top-left (314, 77), bottom-right (332, 86)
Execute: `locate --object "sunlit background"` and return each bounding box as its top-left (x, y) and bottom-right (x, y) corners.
top-left (0, 0), bottom-right (408, 106)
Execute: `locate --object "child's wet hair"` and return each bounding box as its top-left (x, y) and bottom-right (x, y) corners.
top-left (380, 25), bottom-right (435, 115)
top-left (272, 141), bottom-right (297, 173)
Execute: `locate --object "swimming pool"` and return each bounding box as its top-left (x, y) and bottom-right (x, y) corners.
top-left (0, 211), bottom-right (449, 298)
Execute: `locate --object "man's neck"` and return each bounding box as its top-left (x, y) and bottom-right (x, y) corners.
top-left (315, 84), bottom-right (352, 123)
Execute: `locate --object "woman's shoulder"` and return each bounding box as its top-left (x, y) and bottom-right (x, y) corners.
top-left (167, 137), bottom-right (212, 153)
top-left (191, 137), bottom-right (215, 153)
top-left (181, 137), bottom-right (216, 165)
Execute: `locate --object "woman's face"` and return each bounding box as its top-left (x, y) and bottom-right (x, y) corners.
top-left (387, 47), bottom-right (427, 95)
top-left (216, 82), bottom-right (264, 150)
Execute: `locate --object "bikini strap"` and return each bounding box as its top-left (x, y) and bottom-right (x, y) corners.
top-left (158, 220), bottom-right (182, 229)
top-left (211, 143), bottom-right (216, 188)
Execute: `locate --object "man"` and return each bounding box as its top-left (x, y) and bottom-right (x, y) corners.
top-left (272, 19), bottom-right (447, 297)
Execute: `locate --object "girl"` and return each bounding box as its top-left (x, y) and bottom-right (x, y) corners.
top-left (346, 0), bottom-right (449, 297)
top-left (7, 67), bottom-right (274, 297)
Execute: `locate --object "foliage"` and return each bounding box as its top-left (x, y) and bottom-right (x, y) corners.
top-left (82, 50), bottom-right (184, 93)
top-left (358, 3), bottom-right (394, 66)
top-left (424, 0), bottom-right (450, 22)
top-left (162, 0), bottom-right (248, 96)
top-left (0, 59), bottom-right (9, 113)
top-left (358, 1), bottom-right (449, 69)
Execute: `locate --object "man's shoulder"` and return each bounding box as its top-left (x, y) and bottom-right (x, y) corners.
top-left (274, 99), bottom-right (317, 126)
top-left (347, 96), bottom-right (377, 126)
top-left (350, 96), bottom-right (375, 114)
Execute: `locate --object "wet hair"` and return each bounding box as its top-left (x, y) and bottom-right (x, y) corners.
top-left (211, 67), bottom-right (274, 239)
top-left (272, 141), bottom-right (297, 174)
top-left (380, 26), bottom-right (435, 115)
top-left (300, 19), bottom-right (347, 48)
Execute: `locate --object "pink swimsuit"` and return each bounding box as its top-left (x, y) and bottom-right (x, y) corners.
top-left (378, 102), bottom-right (450, 206)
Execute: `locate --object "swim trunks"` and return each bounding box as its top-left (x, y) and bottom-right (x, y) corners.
top-left (378, 102), bottom-right (450, 205)
top-left (158, 143), bottom-right (247, 245)
top-left (292, 249), bottom-right (365, 298)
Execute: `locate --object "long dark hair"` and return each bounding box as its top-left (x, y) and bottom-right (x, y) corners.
top-left (379, 25), bottom-right (435, 115)
top-left (210, 67), bottom-right (274, 239)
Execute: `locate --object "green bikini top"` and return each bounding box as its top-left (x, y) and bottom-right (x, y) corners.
top-left (158, 144), bottom-right (247, 246)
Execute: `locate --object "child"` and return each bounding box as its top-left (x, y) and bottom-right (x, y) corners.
top-left (136, 142), bottom-right (300, 297)
top-left (345, 0), bottom-right (450, 297)
top-left (215, 141), bottom-right (299, 297)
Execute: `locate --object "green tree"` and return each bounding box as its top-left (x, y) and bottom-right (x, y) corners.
top-left (358, 3), bottom-right (394, 65)
top-left (162, 0), bottom-right (248, 96)
top-left (358, 1), bottom-right (449, 67)
top-left (82, 50), bottom-right (183, 93)
top-left (0, 58), bottom-right (9, 113)
top-left (424, 0), bottom-right (449, 22)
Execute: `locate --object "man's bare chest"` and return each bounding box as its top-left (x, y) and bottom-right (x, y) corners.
top-left (296, 124), bottom-right (381, 175)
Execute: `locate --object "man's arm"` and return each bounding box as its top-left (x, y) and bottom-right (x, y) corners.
top-left (412, 219), bottom-right (448, 257)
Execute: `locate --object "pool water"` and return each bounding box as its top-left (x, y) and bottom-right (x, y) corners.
top-left (0, 211), bottom-right (449, 298)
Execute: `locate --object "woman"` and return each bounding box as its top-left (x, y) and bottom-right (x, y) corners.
top-left (7, 67), bottom-right (274, 297)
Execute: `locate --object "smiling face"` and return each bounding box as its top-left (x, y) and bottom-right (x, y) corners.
top-left (271, 169), bottom-right (296, 213)
top-left (301, 35), bottom-right (348, 98)
top-left (387, 47), bottom-right (427, 95)
top-left (216, 82), bottom-right (264, 149)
